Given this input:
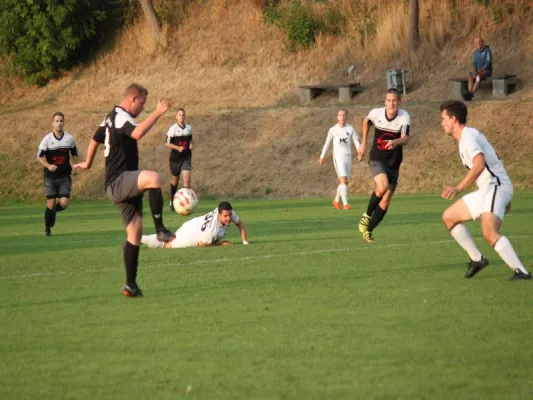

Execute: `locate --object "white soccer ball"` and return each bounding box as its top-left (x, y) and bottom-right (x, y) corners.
top-left (173, 188), bottom-right (199, 216)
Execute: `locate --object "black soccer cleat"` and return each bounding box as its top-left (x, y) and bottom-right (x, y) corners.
top-left (169, 199), bottom-right (175, 212)
top-left (464, 255), bottom-right (489, 278)
top-left (122, 284), bottom-right (144, 297)
top-left (156, 228), bottom-right (175, 243)
top-left (45, 227), bottom-right (51, 236)
top-left (463, 91), bottom-right (474, 101)
top-left (509, 269), bottom-right (532, 281)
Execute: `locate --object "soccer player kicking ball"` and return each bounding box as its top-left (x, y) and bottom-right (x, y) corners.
top-left (319, 109), bottom-right (360, 210)
top-left (439, 100), bottom-right (531, 280)
top-left (141, 201), bottom-right (249, 249)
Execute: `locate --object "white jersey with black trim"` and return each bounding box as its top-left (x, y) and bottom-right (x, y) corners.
top-left (36, 131), bottom-right (78, 178)
top-left (176, 208), bottom-right (240, 246)
top-left (459, 126), bottom-right (512, 188)
top-left (320, 123), bottom-right (360, 159)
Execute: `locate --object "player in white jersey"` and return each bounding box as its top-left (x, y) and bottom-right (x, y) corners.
top-left (357, 89), bottom-right (411, 243)
top-left (141, 201), bottom-right (249, 249)
top-left (439, 100), bottom-right (530, 280)
top-left (319, 109), bottom-right (360, 210)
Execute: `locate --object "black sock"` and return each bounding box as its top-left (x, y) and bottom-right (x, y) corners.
top-left (368, 206), bottom-right (387, 232)
top-left (55, 203), bottom-right (65, 212)
top-left (148, 188), bottom-right (164, 231)
top-left (124, 241), bottom-right (140, 286)
top-left (366, 192), bottom-right (382, 216)
top-left (45, 207), bottom-right (56, 228)
top-left (170, 184), bottom-right (177, 200)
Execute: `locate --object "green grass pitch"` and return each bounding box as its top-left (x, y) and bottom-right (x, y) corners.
top-left (1, 194), bottom-right (532, 399)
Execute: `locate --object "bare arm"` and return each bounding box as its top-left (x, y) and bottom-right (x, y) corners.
top-left (385, 133), bottom-right (409, 150)
top-left (358, 117), bottom-right (371, 161)
top-left (37, 156), bottom-right (57, 172)
top-left (73, 139), bottom-right (100, 170)
top-left (442, 153), bottom-right (485, 200)
top-left (164, 143), bottom-right (184, 152)
top-left (236, 220), bottom-right (249, 244)
top-left (130, 99), bottom-right (169, 140)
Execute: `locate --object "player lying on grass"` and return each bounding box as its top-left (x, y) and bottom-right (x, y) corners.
top-left (141, 201), bottom-right (249, 249)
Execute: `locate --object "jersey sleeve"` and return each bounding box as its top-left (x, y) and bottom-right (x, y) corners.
top-left (36, 135), bottom-right (48, 158)
top-left (350, 126), bottom-right (360, 150)
top-left (320, 129), bottom-right (334, 159)
top-left (366, 108), bottom-right (379, 123)
top-left (165, 125), bottom-right (175, 143)
top-left (464, 133), bottom-right (484, 160)
top-left (115, 112), bottom-right (136, 136)
top-left (93, 124), bottom-right (106, 144)
top-left (401, 113), bottom-right (411, 136)
top-left (231, 211), bottom-right (240, 225)
top-left (70, 136), bottom-right (79, 156)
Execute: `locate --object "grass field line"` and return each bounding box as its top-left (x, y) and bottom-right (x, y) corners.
top-left (3, 234), bottom-right (532, 280)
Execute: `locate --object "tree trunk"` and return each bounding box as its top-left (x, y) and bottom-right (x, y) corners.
top-left (140, 0), bottom-right (162, 45)
top-left (409, 0), bottom-right (419, 50)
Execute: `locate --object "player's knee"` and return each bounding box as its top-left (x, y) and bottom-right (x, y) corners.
top-left (481, 226), bottom-right (499, 246)
top-left (442, 209), bottom-right (454, 228)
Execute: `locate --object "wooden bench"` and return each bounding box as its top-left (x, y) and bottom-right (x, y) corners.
top-left (299, 83), bottom-right (363, 103)
top-left (449, 75), bottom-right (517, 99)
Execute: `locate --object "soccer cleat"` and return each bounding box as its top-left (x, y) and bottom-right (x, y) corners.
top-left (45, 227), bottom-right (51, 236)
top-left (362, 231), bottom-right (374, 243)
top-left (332, 201), bottom-right (341, 210)
top-left (464, 255), bottom-right (489, 278)
top-left (156, 227), bottom-right (175, 243)
top-left (509, 269), bottom-right (532, 281)
top-left (343, 204), bottom-right (351, 210)
top-left (358, 213), bottom-right (371, 233)
top-left (122, 284), bottom-right (144, 297)
top-left (169, 199), bottom-right (175, 212)
top-left (463, 91), bottom-right (474, 101)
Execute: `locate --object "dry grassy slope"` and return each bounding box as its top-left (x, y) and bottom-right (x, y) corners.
top-left (1, 0), bottom-right (532, 200)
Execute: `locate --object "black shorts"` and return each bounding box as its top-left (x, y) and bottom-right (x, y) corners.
top-left (44, 176), bottom-right (72, 199)
top-left (369, 160), bottom-right (399, 190)
top-left (106, 171), bottom-right (143, 227)
top-left (170, 158), bottom-right (192, 177)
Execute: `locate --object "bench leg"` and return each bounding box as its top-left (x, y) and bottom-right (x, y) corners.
top-left (338, 87), bottom-right (351, 102)
top-left (300, 88), bottom-right (313, 104)
top-left (492, 79), bottom-right (508, 98)
top-left (450, 81), bottom-right (466, 100)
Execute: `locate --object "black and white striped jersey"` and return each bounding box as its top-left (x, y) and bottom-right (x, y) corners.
top-left (166, 123), bottom-right (192, 162)
top-left (366, 107), bottom-right (410, 169)
top-left (459, 127), bottom-right (511, 188)
top-left (36, 131), bottom-right (78, 178)
top-left (93, 106), bottom-right (138, 189)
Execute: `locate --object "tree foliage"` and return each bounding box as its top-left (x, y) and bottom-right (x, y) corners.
top-left (0, 0), bottom-right (131, 86)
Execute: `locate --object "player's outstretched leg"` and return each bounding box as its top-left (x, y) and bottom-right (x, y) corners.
top-left (493, 236), bottom-right (531, 280)
top-left (147, 188), bottom-right (174, 242)
top-left (141, 234), bottom-right (164, 249)
top-left (359, 191), bottom-right (381, 232)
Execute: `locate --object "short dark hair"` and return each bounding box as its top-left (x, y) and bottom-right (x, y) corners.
top-left (124, 83), bottom-right (148, 98)
top-left (440, 100), bottom-right (468, 124)
top-left (386, 88), bottom-right (401, 100)
top-left (176, 108), bottom-right (185, 114)
top-left (52, 112), bottom-right (64, 120)
top-left (218, 201), bottom-right (233, 213)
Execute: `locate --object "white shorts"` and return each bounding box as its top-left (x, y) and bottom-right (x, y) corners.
top-left (333, 154), bottom-right (351, 178)
top-left (462, 184), bottom-right (513, 221)
top-left (169, 221), bottom-right (200, 249)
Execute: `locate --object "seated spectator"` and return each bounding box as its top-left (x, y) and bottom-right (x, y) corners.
top-left (464, 36), bottom-right (492, 100)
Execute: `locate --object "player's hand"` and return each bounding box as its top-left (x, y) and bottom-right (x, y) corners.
top-left (73, 162), bottom-right (89, 170)
top-left (385, 140), bottom-right (396, 150)
top-left (198, 241), bottom-right (207, 247)
top-left (189, 143), bottom-right (193, 150)
top-left (220, 241), bottom-right (231, 246)
top-left (155, 99), bottom-right (169, 116)
top-left (319, 158), bottom-right (325, 165)
top-left (47, 164), bottom-right (58, 172)
top-left (177, 146), bottom-right (184, 152)
top-left (357, 144), bottom-right (366, 161)
top-left (441, 186), bottom-right (461, 200)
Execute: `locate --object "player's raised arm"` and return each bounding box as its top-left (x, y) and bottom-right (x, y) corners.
top-left (130, 99), bottom-right (169, 140)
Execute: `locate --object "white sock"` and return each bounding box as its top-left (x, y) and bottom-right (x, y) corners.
top-left (494, 236), bottom-right (530, 274)
top-left (339, 184), bottom-right (348, 205)
top-left (334, 185), bottom-right (341, 202)
top-left (141, 234), bottom-right (163, 249)
top-left (450, 224), bottom-right (482, 261)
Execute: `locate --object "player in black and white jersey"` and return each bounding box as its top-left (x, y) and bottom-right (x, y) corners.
top-left (141, 201), bottom-right (249, 249)
top-left (165, 108), bottom-right (193, 211)
top-left (74, 83), bottom-right (176, 297)
top-left (319, 109), bottom-right (360, 210)
top-left (357, 88), bottom-right (411, 243)
top-left (439, 100), bottom-right (531, 280)
top-left (36, 112), bottom-right (78, 236)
